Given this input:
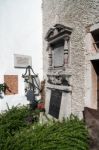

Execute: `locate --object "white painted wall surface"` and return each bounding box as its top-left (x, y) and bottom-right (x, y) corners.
top-left (0, 0), bottom-right (42, 112)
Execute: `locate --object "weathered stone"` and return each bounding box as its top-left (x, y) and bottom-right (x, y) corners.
top-left (43, 0), bottom-right (99, 120)
top-left (84, 107), bottom-right (99, 150)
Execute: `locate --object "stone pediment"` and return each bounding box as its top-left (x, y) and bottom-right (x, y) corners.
top-left (45, 24), bottom-right (72, 42)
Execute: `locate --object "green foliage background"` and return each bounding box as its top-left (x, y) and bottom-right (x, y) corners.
top-left (0, 106), bottom-right (89, 150)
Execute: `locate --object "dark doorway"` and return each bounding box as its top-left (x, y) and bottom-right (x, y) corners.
top-left (92, 60), bottom-right (99, 108)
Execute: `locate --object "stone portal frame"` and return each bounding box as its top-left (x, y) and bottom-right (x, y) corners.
top-left (45, 24), bottom-right (72, 70)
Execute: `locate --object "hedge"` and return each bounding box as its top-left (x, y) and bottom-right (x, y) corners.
top-left (0, 106), bottom-right (89, 150)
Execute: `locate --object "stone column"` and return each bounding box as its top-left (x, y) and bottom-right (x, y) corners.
top-left (64, 38), bottom-right (69, 67)
top-left (48, 46), bottom-right (52, 67)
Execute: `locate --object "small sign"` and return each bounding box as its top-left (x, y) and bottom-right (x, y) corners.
top-left (14, 54), bottom-right (32, 68)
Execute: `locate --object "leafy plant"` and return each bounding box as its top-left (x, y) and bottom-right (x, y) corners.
top-left (0, 109), bottom-right (89, 150)
top-left (0, 105), bottom-right (39, 149)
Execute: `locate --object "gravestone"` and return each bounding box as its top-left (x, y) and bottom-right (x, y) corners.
top-left (49, 89), bottom-right (62, 119)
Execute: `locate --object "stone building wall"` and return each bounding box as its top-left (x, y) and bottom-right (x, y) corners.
top-left (42, 0), bottom-right (99, 118)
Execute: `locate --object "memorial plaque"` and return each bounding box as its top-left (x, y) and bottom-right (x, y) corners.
top-left (14, 54), bottom-right (32, 68)
top-left (4, 75), bottom-right (18, 95)
top-left (49, 89), bottom-right (62, 119)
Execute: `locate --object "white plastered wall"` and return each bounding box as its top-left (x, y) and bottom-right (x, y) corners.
top-left (0, 0), bottom-right (42, 112)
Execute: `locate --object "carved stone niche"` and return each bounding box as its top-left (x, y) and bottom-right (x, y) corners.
top-left (45, 24), bottom-right (72, 70)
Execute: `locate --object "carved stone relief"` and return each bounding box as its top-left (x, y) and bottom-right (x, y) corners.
top-left (47, 74), bottom-right (71, 86)
top-left (45, 24), bottom-right (72, 70)
top-left (45, 24), bottom-right (72, 42)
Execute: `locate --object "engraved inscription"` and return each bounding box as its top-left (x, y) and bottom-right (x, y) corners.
top-left (49, 89), bottom-right (62, 119)
top-left (14, 54), bottom-right (32, 68)
top-left (16, 57), bottom-right (29, 65)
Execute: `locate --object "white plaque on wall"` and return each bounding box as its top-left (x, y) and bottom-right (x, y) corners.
top-left (14, 54), bottom-right (32, 68)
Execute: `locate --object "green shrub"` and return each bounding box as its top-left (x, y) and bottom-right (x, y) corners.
top-left (0, 106), bottom-right (39, 149)
top-left (1, 112), bottom-right (89, 150)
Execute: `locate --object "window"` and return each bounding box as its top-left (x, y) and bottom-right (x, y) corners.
top-left (91, 29), bottom-right (99, 50)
